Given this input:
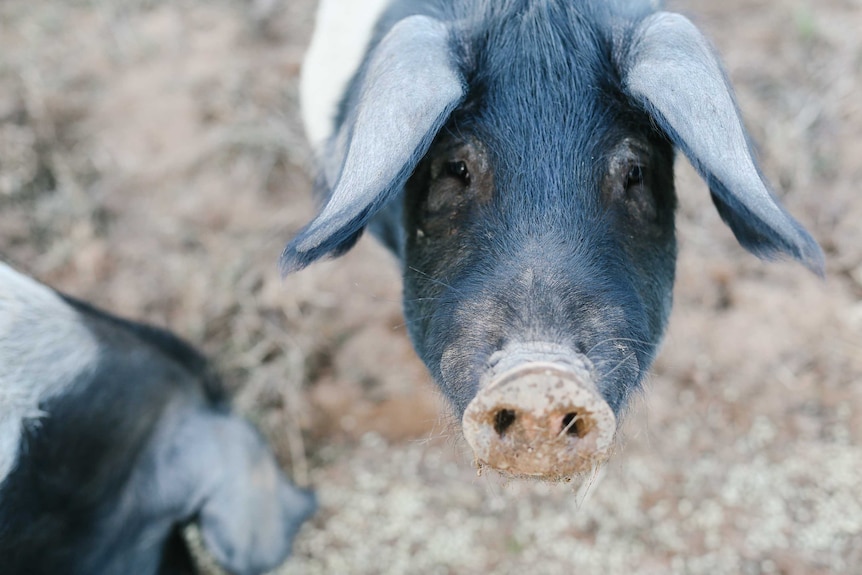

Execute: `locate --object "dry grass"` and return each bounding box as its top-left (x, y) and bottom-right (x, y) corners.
top-left (1, 0), bottom-right (860, 573)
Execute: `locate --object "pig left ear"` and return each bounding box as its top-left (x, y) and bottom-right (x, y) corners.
top-left (280, 15), bottom-right (465, 274)
top-left (619, 12), bottom-right (824, 275)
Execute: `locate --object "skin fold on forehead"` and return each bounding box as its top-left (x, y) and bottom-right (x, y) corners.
top-left (0, 263), bottom-right (100, 484)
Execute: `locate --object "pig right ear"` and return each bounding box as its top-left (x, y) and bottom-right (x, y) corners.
top-left (280, 15), bottom-right (465, 274)
top-left (619, 12), bottom-right (824, 275)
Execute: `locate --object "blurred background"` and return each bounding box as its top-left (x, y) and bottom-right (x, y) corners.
top-left (0, 0), bottom-right (860, 573)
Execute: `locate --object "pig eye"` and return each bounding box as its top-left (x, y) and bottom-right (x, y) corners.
top-left (625, 165), bottom-right (644, 191)
top-left (621, 163), bottom-right (658, 222)
top-left (446, 160), bottom-right (471, 185)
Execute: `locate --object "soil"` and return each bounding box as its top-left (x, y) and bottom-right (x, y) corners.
top-left (1, 1), bottom-right (860, 574)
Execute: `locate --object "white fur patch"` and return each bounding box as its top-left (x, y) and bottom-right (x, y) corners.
top-left (0, 263), bottom-right (99, 484)
top-left (300, 0), bottom-right (391, 152)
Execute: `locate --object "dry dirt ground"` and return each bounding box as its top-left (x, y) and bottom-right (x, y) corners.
top-left (1, 0), bottom-right (861, 574)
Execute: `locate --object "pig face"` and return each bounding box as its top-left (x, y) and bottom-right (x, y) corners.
top-left (402, 90), bottom-right (677, 421)
top-left (284, 3), bottom-right (822, 478)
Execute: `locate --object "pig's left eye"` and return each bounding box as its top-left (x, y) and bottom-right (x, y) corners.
top-left (622, 163), bottom-right (658, 222)
top-left (446, 160), bottom-right (471, 185)
top-left (602, 139), bottom-right (674, 230)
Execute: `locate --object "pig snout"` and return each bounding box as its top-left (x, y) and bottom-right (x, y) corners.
top-left (462, 361), bottom-right (616, 480)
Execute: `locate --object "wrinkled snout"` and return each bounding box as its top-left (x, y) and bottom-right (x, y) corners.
top-left (462, 362), bottom-right (616, 480)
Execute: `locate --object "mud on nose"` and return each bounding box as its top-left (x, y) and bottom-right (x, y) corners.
top-left (462, 362), bottom-right (616, 480)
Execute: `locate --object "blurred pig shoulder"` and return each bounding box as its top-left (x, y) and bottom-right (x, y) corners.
top-left (0, 262), bottom-right (100, 484)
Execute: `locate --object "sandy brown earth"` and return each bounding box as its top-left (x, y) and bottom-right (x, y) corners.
top-left (1, 0), bottom-right (860, 573)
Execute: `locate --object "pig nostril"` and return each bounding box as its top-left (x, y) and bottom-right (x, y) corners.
top-left (561, 412), bottom-right (588, 438)
top-left (493, 409), bottom-right (517, 437)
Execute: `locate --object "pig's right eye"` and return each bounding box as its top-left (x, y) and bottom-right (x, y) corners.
top-left (408, 137), bottom-right (493, 237)
top-left (446, 160), bottom-right (471, 185)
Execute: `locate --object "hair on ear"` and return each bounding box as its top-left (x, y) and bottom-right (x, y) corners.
top-left (279, 215), bottom-right (365, 275)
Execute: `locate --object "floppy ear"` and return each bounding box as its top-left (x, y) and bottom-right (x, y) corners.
top-left (619, 12), bottom-right (824, 274)
top-left (280, 15), bottom-right (466, 273)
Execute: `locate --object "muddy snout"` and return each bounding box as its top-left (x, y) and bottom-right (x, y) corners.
top-left (462, 362), bottom-right (616, 480)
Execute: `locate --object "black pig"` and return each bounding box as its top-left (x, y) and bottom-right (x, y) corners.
top-left (283, 0), bottom-right (822, 479)
top-left (0, 262), bottom-right (315, 574)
